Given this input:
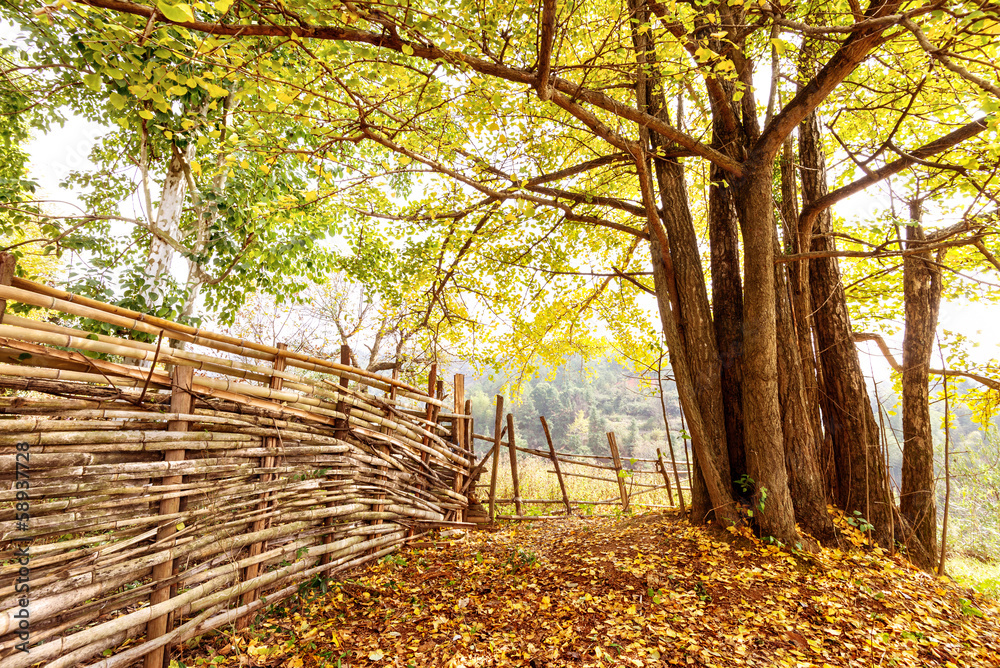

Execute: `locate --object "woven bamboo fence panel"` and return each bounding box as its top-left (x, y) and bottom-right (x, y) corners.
top-left (0, 277), bottom-right (472, 667)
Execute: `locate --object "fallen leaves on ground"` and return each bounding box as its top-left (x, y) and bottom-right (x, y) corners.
top-left (175, 511), bottom-right (1000, 667)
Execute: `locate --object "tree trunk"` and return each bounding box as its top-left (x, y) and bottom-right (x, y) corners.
top-left (628, 1), bottom-right (734, 526)
top-left (900, 200), bottom-right (942, 569)
top-left (773, 229), bottom-right (836, 544)
top-left (731, 161), bottom-right (800, 546)
top-left (708, 165), bottom-right (746, 490)
top-left (648, 235), bottom-right (731, 525)
top-left (145, 145), bottom-right (194, 306)
top-left (799, 111), bottom-right (895, 547)
top-left (779, 138), bottom-right (832, 497)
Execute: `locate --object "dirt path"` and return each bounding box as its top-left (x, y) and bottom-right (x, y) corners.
top-left (174, 512), bottom-right (1000, 667)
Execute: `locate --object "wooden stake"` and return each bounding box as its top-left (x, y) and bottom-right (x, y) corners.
top-left (488, 395), bottom-right (504, 521)
top-left (144, 366), bottom-right (193, 668)
top-left (540, 416), bottom-right (572, 516)
top-left (419, 365), bottom-right (438, 464)
top-left (237, 343), bottom-right (287, 628)
top-left (451, 374), bottom-right (465, 520)
top-left (322, 344), bottom-right (352, 565)
top-left (607, 431), bottom-right (630, 513)
top-left (463, 398), bottom-right (473, 520)
top-left (507, 413), bottom-right (522, 516)
top-left (655, 448), bottom-right (676, 506)
top-left (0, 252), bottom-right (15, 324)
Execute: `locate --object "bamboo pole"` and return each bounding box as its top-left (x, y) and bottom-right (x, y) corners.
top-left (606, 431), bottom-right (630, 513)
top-left (488, 395), bottom-right (504, 521)
top-left (144, 366), bottom-right (193, 668)
top-left (5, 279), bottom-right (440, 404)
top-left (506, 413), bottom-right (522, 516)
top-left (0, 253), bottom-right (14, 324)
top-left (451, 374), bottom-right (465, 521)
top-left (237, 343), bottom-right (287, 628)
top-left (539, 416), bottom-right (572, 516)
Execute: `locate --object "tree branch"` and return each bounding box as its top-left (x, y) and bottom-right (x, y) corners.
top-left (74, 0), bottom-right (744, 175)
top-left (853, 331), bottom-right (1000, 391)
top-left (798, 116), bottom-right (991, 237)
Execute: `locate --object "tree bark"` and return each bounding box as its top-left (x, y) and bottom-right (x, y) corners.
top-left (708, 164), bottom-right (746, 490)
top-left (145, 145), bottom-right (195, 305)
top-left (773, 229), bottom-right (836, 544)
top-left (731, 160), bottom-right (800, 546)
top-left (799, 110), bottom-right (895, 547)
top-left (628, 0), bottom-right (734, 525)
top-left (900, 200), bottom-right (942, 569)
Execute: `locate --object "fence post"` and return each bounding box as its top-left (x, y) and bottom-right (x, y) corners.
top-left (463, 398), bottom-right (473, 520)
top-left (540, 416), bottom-right (572, 516)
top-left (323, 344), bottom-right (351, 566)
top-left (419, 364), bottom-right (438, 464)
top-left (488, 395), bottom-right (504, 521)
top-left (334, 344), bottom-right (351, 441)
top-left (144, 365), bottom-right (193, 668)
top-left (451, 374), bottom-right (465, 520)
top-left (373, 368), bottom-right (399, 522)
top-left (606, 431), bottom-right (630, 513)
top-left (0, 252), bottom-right (15, 323)
top-left (506, 413), bottom-right (522, 516)
top-left (655, 447), bottom-right (676, 507)
top-left (237, 343), bottom-right (287, 629)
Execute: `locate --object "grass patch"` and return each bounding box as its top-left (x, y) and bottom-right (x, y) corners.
top-left (948, 554), bottom-right (1000, 599)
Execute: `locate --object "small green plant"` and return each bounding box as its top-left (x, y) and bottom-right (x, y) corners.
top-left (959, 598), bottom-right (986, 618)
top-left (845, 510), bottom-right (874, 533)
top-left (505, 547), bottom-right (539, 572)
top-left (693, 581), bottom-right (712, 603)
top-left (757, 486), bottom-right (768, 514)
top-left (380, 553), bottom-right (407, 568)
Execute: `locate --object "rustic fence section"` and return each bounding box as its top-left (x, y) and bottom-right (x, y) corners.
top-left (469, 396), bottom-right (691, 522)
top-left (0, 274), bottom-right (472, 667)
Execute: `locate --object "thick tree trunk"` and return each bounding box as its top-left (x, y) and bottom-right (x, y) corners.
top-left (709, 166), bottom-right (747, 490)
top-left (900, 201), bottom-right (942, 569)
top-left (799, 111), bottom-right (895, 547)
top-left (731, 162), bottom-right (800, 546)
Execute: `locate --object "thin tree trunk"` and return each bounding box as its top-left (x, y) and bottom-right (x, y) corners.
top-left (779, 137), bottom-right (831, 496)
top-left (145, 145), bottom-right (195, 306)
top-left (773, 229), bottom-right (836, 544)
top-left (900, 200), bottom-right (942, 570)
top-left (799, 110), bottom-right (895, 547)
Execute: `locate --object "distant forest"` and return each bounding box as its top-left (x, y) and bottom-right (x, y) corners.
top-left (459, 356), bottom-right (1000, 493)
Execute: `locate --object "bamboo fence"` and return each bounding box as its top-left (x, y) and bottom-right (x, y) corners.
top-left (0, 272), bottom-right (475, 667)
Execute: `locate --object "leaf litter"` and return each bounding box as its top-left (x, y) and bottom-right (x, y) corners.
top-left (175, 511), bottom-right (1000, 667)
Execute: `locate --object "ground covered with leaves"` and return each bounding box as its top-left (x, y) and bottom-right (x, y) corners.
top-left (176, 512), bottom-right (1000, 667)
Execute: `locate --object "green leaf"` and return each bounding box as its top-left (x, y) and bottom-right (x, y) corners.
top-left (401, 44), bottom-right (414, 56)
top-left (214, 0), bottom-right (234, 11)
top-left (157, 0), bottom-right (196, 22)
top-left (109, 92), bottom-right (126, 111)
top-left (138, 110), bottom-right (155, 120)
top-left (83, 73), bottom-right (102, 92)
